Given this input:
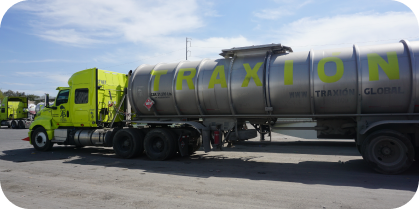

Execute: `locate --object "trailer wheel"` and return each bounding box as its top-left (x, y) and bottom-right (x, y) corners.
top-left (11, 120), bottom-right (17, 129)
top-left (18, 120), bottom-right (25, 129)
top-left (362, 129), bottom-right (414, 174)
top-left (112, 128), bottom-right (143, 159)
top-left (144, 129), bottom-right (176, 161)
top-left (32, 127), bottom-right (53, 151)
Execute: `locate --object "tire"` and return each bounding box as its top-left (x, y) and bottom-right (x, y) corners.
top-left (356, 144), bottom-right (362, 155)
top-left (362, 129), bottom-right (414, 174)
top-left (144, 128), bottom-right (176, 161)
top-left (354, 137), bottom-right (362, 155)
top-left (18, 120), bottom-right (25, 129)
top-left (11, 120), bottom-right (17, 129)
top-left (104, 128), bottom-right (121, 147)
top-left (32, 127), bottom-right (53, 151)
top-left (112, 128), bottom-right (143, 159)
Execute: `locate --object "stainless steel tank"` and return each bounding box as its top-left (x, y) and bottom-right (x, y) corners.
top-left (128, 40), bottom-right (419, 116)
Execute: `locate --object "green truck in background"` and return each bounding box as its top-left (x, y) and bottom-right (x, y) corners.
top-left (0, 96), bottom-right (32, 129)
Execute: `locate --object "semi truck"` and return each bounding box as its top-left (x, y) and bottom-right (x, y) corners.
top-left (28, 39), bottom-right (419, 174)
top-left (1, 96), bottom-right (33, 129)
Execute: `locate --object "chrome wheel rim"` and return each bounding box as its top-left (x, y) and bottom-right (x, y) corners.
top-left (35, 132), bottom-right (47, 148)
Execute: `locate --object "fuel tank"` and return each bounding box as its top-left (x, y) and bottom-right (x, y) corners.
top-left (128, 40), bottom-right (419, 116)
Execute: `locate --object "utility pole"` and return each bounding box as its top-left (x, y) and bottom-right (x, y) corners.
top-left (186, 37), bottom-right (192, 60)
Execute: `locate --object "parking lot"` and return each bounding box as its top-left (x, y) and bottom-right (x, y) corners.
top-left (0, 127), bottom-right (418, 209)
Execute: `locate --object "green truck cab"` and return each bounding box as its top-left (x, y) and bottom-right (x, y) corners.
top-left (28, 68), bottom-right (127, 150)
top-left (0, 96), bottom-right (29, 128)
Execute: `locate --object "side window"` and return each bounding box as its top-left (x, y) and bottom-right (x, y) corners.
top-left (75, 89), bottom-right (89, 104)
top-left (55, 90), bottom-right (70, 106)
top-left (1, 108), bottom-right (5, 113)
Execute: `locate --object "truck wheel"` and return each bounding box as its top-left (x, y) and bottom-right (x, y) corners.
top-left (18, 120), bottom-right (25, 129)
top-left (104, 128), bottom-right (121, 147)
top-left (144, 129), bottom-right (176, 161)
top-left (32, 127), bottom-right (53, 151)
top-left (112, 128), bottom-right (143, 159)
top-left (362, 129), bottom-right (414, 174)
top-left (11, 120), bottom-right (17, 129)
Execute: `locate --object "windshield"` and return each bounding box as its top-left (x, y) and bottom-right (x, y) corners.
top-left (55, 90), bottom-right (69, 106)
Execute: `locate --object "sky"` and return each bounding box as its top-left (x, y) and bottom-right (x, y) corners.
top-left (0, 0), bottom-right (419, 97)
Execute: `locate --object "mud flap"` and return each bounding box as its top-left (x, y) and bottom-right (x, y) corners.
top-left (202, 130), bottom-right (211, 153)
top-left (178, 135), bottom-right (189, 156)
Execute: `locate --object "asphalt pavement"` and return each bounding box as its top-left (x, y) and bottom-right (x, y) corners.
top-left (0, 127), bottom-right (418, 209)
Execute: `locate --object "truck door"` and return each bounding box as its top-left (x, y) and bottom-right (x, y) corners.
top-left (72, 88), bottom-right (94, 126)
top-left (52, 89), bottom-right (72, 126)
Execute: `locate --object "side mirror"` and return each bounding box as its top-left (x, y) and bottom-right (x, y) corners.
top-left (45, 94), bottom-right (49, 108)
top-left (51, 106), bottom-right (57, 110)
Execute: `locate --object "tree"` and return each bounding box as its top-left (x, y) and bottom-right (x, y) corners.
top-left (27, 94), bottom-right (39, 101)
top-left (0, 89), bottom-right (39, 102)
top-left (3, 90), bottom-right (25, 97)
top-left (0, 90), bottom-right (4, 103)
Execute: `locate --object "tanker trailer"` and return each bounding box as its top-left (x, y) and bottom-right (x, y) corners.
top-left (127, 39), bottom-right (419, 174)
top-left (28, 39), bottom-right (419, 174)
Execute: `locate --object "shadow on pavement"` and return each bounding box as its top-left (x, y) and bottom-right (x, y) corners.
top-left (1, 145), bottom-right (418, 192)
top-left (228, 140), bottom-right (359, 156)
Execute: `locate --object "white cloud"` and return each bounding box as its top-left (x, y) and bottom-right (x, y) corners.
top-left (254, 9), bottom-right (294, 20)
top-left (16, 0), bottom-right (203, 46)
top-left (15, 72), bottom-right (71, 84)
top-left (131, 36), bottom-right (254, 65)
top-left (1, 59), bottom-right (73, 63)
top-left (2, 82), bottom-right (34, 86)
top-left (274, 12), bottom-right (419, 51)
top-left (253, 0), bottom-right (313, 20)
top-left (47, 74), bottom-right (71, 84)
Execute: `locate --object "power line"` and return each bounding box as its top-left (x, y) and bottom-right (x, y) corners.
top-left (189, 36), bottom-right (419, 49)
top-left (101, 48), bottom-right (185, 70)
